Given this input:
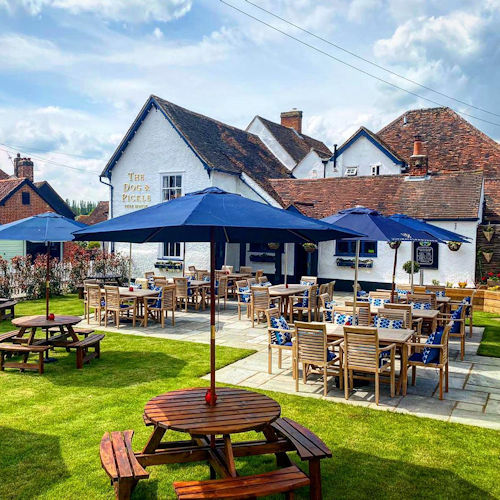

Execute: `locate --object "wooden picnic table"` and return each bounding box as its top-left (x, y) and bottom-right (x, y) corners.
top-left (270, 284), bottom-right (309, 317)
top-left (325, 323), bottom-right (414, 394)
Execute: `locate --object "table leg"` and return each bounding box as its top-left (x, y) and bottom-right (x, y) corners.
top-left (223, 435), bottom-right (237, 478)
top-left (309, 458), bottom-right (322, 500)
top-left (262, 426), bottom-right (292, 468)
top-left (21, 327), bottom-right (37, 371)
top-left (397, 343), bottom-right (408, 395)
top-left (142, 426), bottom-right (167, 454)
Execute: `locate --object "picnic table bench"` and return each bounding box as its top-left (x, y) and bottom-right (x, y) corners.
top-left (0, 299), bottom-right (16, 321)
top-left (0, 343), bottom-right (50, 374)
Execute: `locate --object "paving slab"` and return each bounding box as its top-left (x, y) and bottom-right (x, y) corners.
top-left (449, 409), bottom-right (500, 430)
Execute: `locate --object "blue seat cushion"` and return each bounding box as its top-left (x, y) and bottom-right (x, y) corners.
top-left (333, 312), bottom-right (354, 326)
top-left (411, 302), bottom-right (431, 310)
top-left (154, 287), bottom-right (164, 308)
top-left (450, 306), bottom-right (463, 333)
top-left (270, 315), bottom-right (291, 345)
top-left (421, 326), bottom-right (444, 364)
top-left (373, 316), bottom-right (403, 329)
top-left (369, 297), bottom-right (390, 307)
top-left (238, 286), bottom-right (250, 303)
top-left (327, 350), bottom-right (337, 362)
top-left (409, 352), bottom-right (423, 362)
top-left (357, 290), bottom-right (368, 297)
top-left (426, 289), bottom-right (445, 297)
top-left (259, 281), bottom-right (272, 287)
top-left (300, 280), bottom-right (315, 286)
top-left (324, 300), bottom-right (336, 321)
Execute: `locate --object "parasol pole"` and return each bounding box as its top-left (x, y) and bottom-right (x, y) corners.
top-left (209, 227), bottom-right (216, 405)
top-left (410, 243), bottom-right (415, 290)
top-left (391, 243), bottom-right (399, 303)
top-left (46, 242), bottom-right (50, 319)
top-left (353, 239), bottom-right (360, 318)
top-left (128, 242), bottom-right (132, 286)
top-left (284, 244), bottom-right (288, 287)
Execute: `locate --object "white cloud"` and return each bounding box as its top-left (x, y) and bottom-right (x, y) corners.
top-left (2, 0), bottom-right (193, 22)
top-left (152, 27), bottom-right (163, 40)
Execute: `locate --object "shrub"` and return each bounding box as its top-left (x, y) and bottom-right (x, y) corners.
top-left (403, 260), bottom-right (420, 274)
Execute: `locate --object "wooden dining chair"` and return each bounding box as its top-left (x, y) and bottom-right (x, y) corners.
top-left (318, 283), bottom-right (328, 297)
top-left (255, 269), bottom-right (264, 279)
top-left (319, 293), bottom-right (334, 322)
top-left (327, 280), bottom-right (336, 299)
top-left (239, 266), bottom-right (252, 275)
top-left (208, 277), bottom-right (228, 310)
top-left (235, 279), bottom-right (251, 320)
top-left (104, 286), bottom-right (136, 328)
top-left (383, 303), bottom-right (422, 339)
top-left (293, 321), bottom-right (343, 396)
top-left (368, 291), bottom-right (392, 307)
top-left (438, 303), bottom-right (467, 360)
top-left (144, 286), bottom-right (175, 327)
top-left (300, 276), bottom-right (317, 285)
top-left (174, 278), bottom-right (192, 312)
top-left (265, 308), bottom-right (295, 374)
top-left (343, 326), bottom-right (396, 405)
top-left (375, 307), bottom-right (409, 328)
top-left (86, 283), bottom-right (103, 325)
top-left (144, 271), bottom-right (155, 280)
top-left (221, 265), bottom-right (233, 273)
top-left (425, 285), bottom-right (446, 297)
top-left (258, 276), bottom-right (270, 284)
top-left (250, 286), bottom-right (280, 327)
top-left (153, 276), bottom-right (168, 287)
top-left (405, 321), bottom-right (453, 399)
top-left (247, 277), bottom-right (257, 287)
top-left (195, 270), bottom-right (209, 281)
top-left (345, 301), bottom-right (371, 326)
top-left (408, 292), bottom-right (440, 311)
top-left (289, 284), bottom-right (317, 323)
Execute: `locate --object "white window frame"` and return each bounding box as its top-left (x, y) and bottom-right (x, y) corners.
top-left (159, 241), bottom-right (183, 260)
top-left (345, 166), bottom-right (358, 176)
top-left (160, 172), bottom-right (183, 202)
top-left (370, 164), bottom-right (381, 176)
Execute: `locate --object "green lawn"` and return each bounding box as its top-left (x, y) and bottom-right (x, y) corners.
top-left (475, 311), bottom-right (500, 358)
top-left (1, 296), bottom-right (499, 499)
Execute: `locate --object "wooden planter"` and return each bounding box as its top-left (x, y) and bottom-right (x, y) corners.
top-left (483, 229), bottom-right (494, 242)
top-left (482, 251), bottom-right (494, 263)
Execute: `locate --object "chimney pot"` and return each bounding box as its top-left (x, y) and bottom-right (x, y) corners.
top-left (412, 135), bottom-right (423, 156)
top-left (280, 109), bottom-right (303, 133)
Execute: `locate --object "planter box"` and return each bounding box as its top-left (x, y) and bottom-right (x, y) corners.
top-left (336, 258), bottom-right (373, 268)
top-left (249, 254), bottom-right (275, 263)
top-left (154, 261), bottom-right (183, 271)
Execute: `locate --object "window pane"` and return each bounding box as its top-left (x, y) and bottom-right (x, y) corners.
top-left (176, 175), bottom-right (182, 187)
top-left (163, 176), bottom-right (169, 188)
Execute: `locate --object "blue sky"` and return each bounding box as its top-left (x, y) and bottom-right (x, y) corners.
top-left (0, 0), bottom-right (499, 201)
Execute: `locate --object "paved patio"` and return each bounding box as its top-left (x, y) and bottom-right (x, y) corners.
top-left (88, 294), bottom-right (500, 430)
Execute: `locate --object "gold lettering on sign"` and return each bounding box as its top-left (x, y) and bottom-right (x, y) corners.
top-left (122, 173), bottom-right (150, 209)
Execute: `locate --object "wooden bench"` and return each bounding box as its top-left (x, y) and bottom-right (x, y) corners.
top-left (0, 344), bottom-right (50, 374)
top-left (67, 334), bottom-right (104, 369)
top-left (173, 465), bottom-right (309, 499)
top-left (100, 430), bottom-right (149, 500)
top-left (271, 417), bottom-right (332, 500)
top-left (0, 299), bottom-right (16, 321)
top-left (0, 331), bottom-right (21, 343)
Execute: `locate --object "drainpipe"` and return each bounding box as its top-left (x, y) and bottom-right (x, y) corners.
top-left (331, 144), bottom-right (337, 177)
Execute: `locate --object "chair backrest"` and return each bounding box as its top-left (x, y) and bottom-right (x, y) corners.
top-left (369, 291), bottom-right (392, 300)
top-left (383, 303), bottom-right (413, 324)
top-left (425, 285), bottom-right (446, 296)
top-left (247, 278), bottom-right (257, 287)
top-left (188, 265), bottom-right (196, 272)
top-left (440, 321), bottom-right (453, 365)
top-left (174, 278), bottom-right (188, 297)
top-left (221, 265), bottom-right (233, 273)
top-left (376, 307), bottom-right (409, 328)
top-left (295, 321), bottom-right (327, 365)
top-left (300, 276), bottom-right (317, 285)
top-left (343, 326), bottom-right (380, 370)
top-left (86, 284), bottom-right (101, 307)
top-left (395, 283), bottom-right (412, 292)
top-left (144, 271), bottom-right (155, 279)
top-left (265, 307), bottom-right (281, 326)
top-left (258, 276), bottom-right (269, 284)
top-left (195, 270), bottom-right (208, 280)
top-left (319, 293), bottom-right (332, 321)
top-left (251, 286), bottom-right (270, 310)
top-left (236, 279), bottom-right (249, 303)
top-left (409, 292), bottom-right (437, 309)
top-left (215, 270), bottom-right (227, 279)
top-left (160, 286), bottom-right (175, 308)
top-left (240, 266), bottom-right (252, 275)
top-left (331, 305), bottom-right (358, 326)
top-left (344, 301), bottom-right (371, 326)
top-left (154, 277), bottom-right (167, 287)
top-left (104, 285), bottom-right (121, 309)
top-left (217, 277), bottom-right (228, 296)
top-left (327, 281), bottom-right (336, 298)
top-left (318, 283), bottom-right (328, 296)
top-left (255, 269), bottom-right (264, 279)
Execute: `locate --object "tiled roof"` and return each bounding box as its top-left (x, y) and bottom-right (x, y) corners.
top-left (270, 172), bottom-right (483, 220)
top-left (256, 116), bottom-right (332, 164)
top-left (484, 178), bottom-right (500, 222)
top-left (0, 169), bottom-right (11, 180)
top-left (0, 178), bottom-right (25, 203)
top-left (35, 181), bottom-right (75, 219)
top-left (153, 97), bottom-right (293, 198)
top-left (377, 107), bottom-right (500, 177)
top-left (81, 201), bottom-right (109, 225)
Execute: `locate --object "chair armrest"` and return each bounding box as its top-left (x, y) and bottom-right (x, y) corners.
top-left (267, 327), bottom-right (294, 333)
top-left (379, 343), bottom-right (396, 352)
top-left (406, 342), bottom-right (444, 349)
top-left (328, 338), bottom-right (344, 347)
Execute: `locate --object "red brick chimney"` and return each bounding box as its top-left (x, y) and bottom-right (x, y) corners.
top-left (13, 153), bottom-right (34, 181)
top-left (409, 135), bottom-right (428, 176)
top-left (280, 109), bottom-right (303, 133)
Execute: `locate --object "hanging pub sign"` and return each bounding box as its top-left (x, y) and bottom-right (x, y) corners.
top-left (413, 241), bottom-right (439, 269)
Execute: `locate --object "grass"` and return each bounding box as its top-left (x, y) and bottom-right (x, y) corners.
top-left (1, 295), bottom-right (499, 499)
top-left (474, 311), bottom-right (500, 358)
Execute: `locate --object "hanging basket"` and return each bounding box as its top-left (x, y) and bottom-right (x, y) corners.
top-left (483, 225), bottom-right (494, 242)
top-left (388, 240), bottom-right (401, 250)
top-left (482, 251), bottom-right (494, 263)
top-left (267, 242), bottom-right (280, 250)
top-left (303, 243), bottom-right (317, 253)
top-left (447, 241), bottom-right (462, 252)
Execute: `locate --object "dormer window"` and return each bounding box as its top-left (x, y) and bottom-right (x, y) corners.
top-left (345, 166), bottom-right (358, 176)
top-left (371, 164), bottom-right (381, 176)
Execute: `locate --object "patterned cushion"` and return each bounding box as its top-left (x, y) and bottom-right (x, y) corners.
top-left (259, 281), bottom-right (272, 287)
top-left (270, 315), bottom-right (291, 345)
top-left (324, 300), bottom-right (336, 321)
top-left (238, 286), bottom-right (250, 302)
top-left (379, 350), bottom-right (390, 367)
top-left (396, 288), bottom-right (410, 295)
top-left (357, 290), bottom-right (368, 297)
top-left (461, 297), bottom-right (472, 315)
top-left (294, 289), bottom-right (309, 308)
top-left (203, 276), bottom-right (210, 282)
top-left (426, 289), bottom-right (445, 297)
top-left (373, 316), bottom-right (403, 329)
top-left (333, 312), bottom-right (354, 326)
top-left (450, 306), bottom-right (463, 333)
top-left (369, 297), bottom-right (390, 307)
top-left (154, 287), bottom-right (163, 308)
top-left (148, 276), bottom-right (155, 289)
top-left (421, 327), bottom-right (444, 364)
top-left (300, 280), bottom-right (315, 286)
top-left (411, 302), bottom-right (431, 310)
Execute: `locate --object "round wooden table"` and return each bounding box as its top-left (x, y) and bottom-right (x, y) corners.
top-left (144, 387), bottom-right (281, 435)
top-left (12, 315), bottom-right (82, 361)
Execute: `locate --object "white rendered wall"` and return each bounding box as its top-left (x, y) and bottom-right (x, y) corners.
top-left (325, 135), bottom-right (401, 177)
top-left (246, 117), bottom-right (295, 170)
top-left (318, 220), bottom-right (478, 286)
top-left (293, 150), bottom-right (325, 179)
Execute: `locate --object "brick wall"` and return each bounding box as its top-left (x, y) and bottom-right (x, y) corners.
top-left (476, 224), bottom-right (500, 278)
top-left (0, 185), bottom-right (54, 224)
